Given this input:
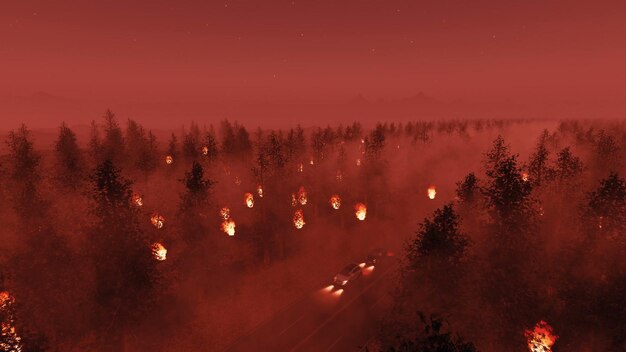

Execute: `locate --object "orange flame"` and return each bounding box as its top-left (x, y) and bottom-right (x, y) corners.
top-left (309, 158), bottom-right (314, 165)
top-left (522, 172), bottom-right (529, 182)
top-left (356, 158), bottom-right (361, 166)
top-left (151, 242), bottom-right (167, 261)
top-left (0, 291), bottom-right (22, 351)
top-left (355, 203), bottom-right (367, 221)
top-left (525, 320), bottom-right (558, 352)
top-left (297, 186), bottom-right (308, 205)
top-left (131, 193), bottom-right (144, 207)
top-left (257, 184), bottom-right (264, 198)
top-left (244, 193), bottom-right (254, 208)
top-left (330, 195), bottom-right (341, 210)
top-left (221, 219), bottom-right (236, 236)
top-left (220, 207), bottom-right (230, 220)
top-left (298, 163), bottom-right (304, 173)
top-left (201, 146), bottom-right (209, 155)
top-left (165, 155), bottom-right (173, 165)
top-left (0, 291), bottom-right (10, 308)
top-left (427, 186), bottom-right (437, 200)
top-left (291, 193), bottom-right (298, 207)
top-left (293, 209), bottom-right (305, 229)
top-left (150, 214), bottom-right (165, 229)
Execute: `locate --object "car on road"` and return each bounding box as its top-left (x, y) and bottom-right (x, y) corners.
top-left (365, 248), bottom-right (385, 266)
top-left (333, 263), bottom-right (362, 287)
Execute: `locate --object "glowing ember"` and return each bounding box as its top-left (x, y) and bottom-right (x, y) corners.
top-left (220, 207), bottom-right (230, 220)
top-left (330, 195), bottom-right (341, 210)
top-left (522, 172), bottom-right (529, 182)
top-left (131, 193), bottom-right (143, 207)
top-left (297, 186), bottom-right (308, 205)
top-left (427, 186), bottom-right (437, 200)
top-left (291, 193), bottom-right (298, 207)
top-left (165, 155), bottom-right (173, 165)
top-left (355, 202), bottom-right (367, 221)
top-left (0, 291), bottom-right (10, 308)
top-left (309, 158), bottom-right (314, 165)
top-left (298, 163), bottom-right (304, 172)
top-left (356, 158), bottom-right (361, 166)
top-left (0, 291), bottom-right (22, 352)
top-left (201, 146), bottom-right (209, 155)
top-left (151, 242), bottom-right (167, 261)
top-left (293, 209), bottom-right (305, 229)
top-left (244, 193), bottom-right (254, 208)
top-left (257, 184), bottom-right (264, 198)
top-left (525, 320), bottom-right (558, 352)
top-left (150, 214), bottom-right (165, 229)
top-left (221, 219), bottom-right (236, 236)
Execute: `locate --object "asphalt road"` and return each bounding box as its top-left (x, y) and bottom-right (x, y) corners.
top-left (227, 257), bottom-right (397, 352)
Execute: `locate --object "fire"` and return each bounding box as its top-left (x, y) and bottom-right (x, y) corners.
top-left (151, 242), bottom-right (167, 261)
top-left (221, 219), bottom-right (236, 236)
top-left (131, 193), bottom-right (143, 207)
top-left (298, 163), bottom-right (304, 173)
top-left (525, 320), bottom-right (558, 352)
top-left (0, 291), bottom-right (22, 352)
top-left (330, 195), bottom-right (341, 210)
top-left (356, 158), bottom-right (361, 166)
top-left (427, 186), bottom-right (437, 200)
top-left (201, 146), bottom-right (208, 155)
top-left (165, 155), bottom-right (173, 165)
top-left (297, 186), bottom-right (308, 205)
top-left (293, 209), bottom-right (305, 229)
top-left (244, 193), bottom-right (254, 208)
top-left (355, 202), bottom-right (367, 221)
top-left (257, 184), bottom-right (264, 198)
top-left (291, 193), bottom-right (298, 207)
top-left (522, 172), bottom-right (529, 182)
top-left (150, 214), bottom-right (165, 229)
top-left (220, 207), bottom-right (230, 220)
top-left (309, 158), bottom-right (314, 165)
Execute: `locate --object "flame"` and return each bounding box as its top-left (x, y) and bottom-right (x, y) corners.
top-left (355, 202), bottom-right (367, 221)
top-left (257, 184), bottom-right (264, 198)
top-left (151, 242), bottom-right (167, 261)
top-left (309, 158), bottom-right (314, 165)
top-left (165, 155), bottom-right (173, 165)
top-left (427, 186), bottom-right (437, 200)
top-left (298, 163), bottom-right (304, 173)
top-left (522, 172), bottom-right (529, 182)
top-left (525, 320), bottom-right (558, 352)
top-left (244, 193), bottom-right (254, 208)
top-left (220, 207), bottom-right (230, 220)
top-left (290, 193), bottom-right (297, 207)
top-left (221, 219), bottom-right (236, 236)
top-left (131, 193), bottom-right (143, 207)
top-left (201, 146), bottom-right (209, 155)
top-left (150, 214), bottom-right (165, 229)
top-left (598, 216), bottom-right (603, 229)
top-left (330, 195), bottom-right (341, 210)
top-left (297, 186), bottom-right (308, 205)
top-left (0, 291), bottom-right (22, 352)
top-left (293, 209), bottom-right (305, 229)
top-left (356, 158), bottom-right (361, 166)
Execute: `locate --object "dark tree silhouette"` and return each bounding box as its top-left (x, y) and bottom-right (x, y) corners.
top-left (203, 132), bottom-right (219, 164)
top-left (88, 120), bottom-right (103, 163)
top-left (88, 160), bottom-right (159, 349)
top-left (179, 161), bottom-right (214, 213)
top-left (527, 135), bottom-right (554, 187)
top-left (582, 173), bottom-right (626, 238)
top-left (6, 124), bottom-right (44, 220)
top-left (54, 122), bottom-right (84, 189)
top-left (101, 110), bottom-right (125, 164)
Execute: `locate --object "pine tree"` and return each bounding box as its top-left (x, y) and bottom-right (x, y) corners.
top-left (179, 161), bottom-right (214, 213)
top-left (582, 173), bottom-right (626, 238)
top-left (6, 124), bottom-right (43, 219)
top-left (54, 123), bottom-right (84, 189)
top-left (101, 109), bottom-right (125, 164)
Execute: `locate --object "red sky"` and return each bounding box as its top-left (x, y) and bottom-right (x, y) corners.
top-left (1, 1), bottom-right (625, 125)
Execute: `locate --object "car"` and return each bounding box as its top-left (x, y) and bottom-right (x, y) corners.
top-left (365, 248), bottom-right (385, 266)
top-left (333, 263), bottom-right (362, 287)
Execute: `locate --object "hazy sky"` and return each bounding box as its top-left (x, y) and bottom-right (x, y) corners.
top-left (2, 0), bottom-right (625, 103)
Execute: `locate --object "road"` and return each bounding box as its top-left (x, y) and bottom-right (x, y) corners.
top-left (226, 257), bottom-right (397, 352)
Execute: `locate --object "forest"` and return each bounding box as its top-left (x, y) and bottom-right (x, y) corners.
top-left (1, 112), bottom-right (625, 351)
